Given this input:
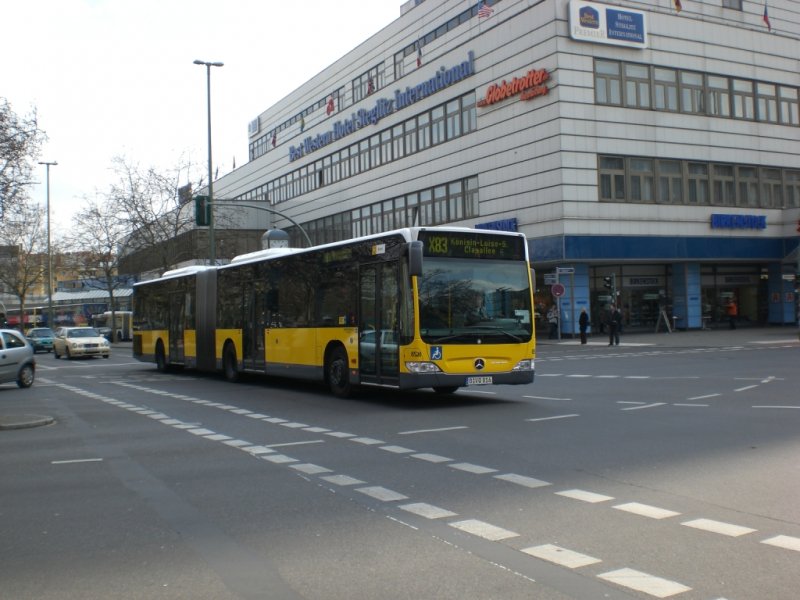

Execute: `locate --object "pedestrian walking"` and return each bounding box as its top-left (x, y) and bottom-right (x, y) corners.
top-left (579, 308), bottom-right (589, 344)
top-left (726, 298), bottom-right (738, 329)
top-left (547, 305), bottom-right (559, 339)
top-left (608, 305), bottom-right (622, 346)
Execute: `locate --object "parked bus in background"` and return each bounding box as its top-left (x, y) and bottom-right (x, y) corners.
top-left (92, 310), bottom-right (133, 341)
top-left (133, 227), bottom-right (536, 397)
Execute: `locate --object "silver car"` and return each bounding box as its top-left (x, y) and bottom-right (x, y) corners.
top-left (53, 327), bottom-right (111, 359)
top-left (0, 329), bottom-right (36, 388)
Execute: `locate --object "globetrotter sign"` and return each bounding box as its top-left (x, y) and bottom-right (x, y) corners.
top-left (477, 68), bottom-right (549, 107)
top-left (289, 51), bottom-right (476, 162)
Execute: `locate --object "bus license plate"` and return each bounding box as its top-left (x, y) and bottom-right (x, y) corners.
top-left (467, 376), bottom-right (493, 386)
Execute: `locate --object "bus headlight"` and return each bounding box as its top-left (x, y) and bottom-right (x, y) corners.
top-left (512, 359), bottom-right (534, 371)
top-left (405, 361), bottom-right (443, 374)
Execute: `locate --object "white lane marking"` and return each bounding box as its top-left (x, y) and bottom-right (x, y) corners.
top-left (326, 431), bottom-right (356, 438)
top-left (448, 463), bottom-right (497, 474)
top-left (398, 426), bottom-right (468, 435)
top-left (618, 401), bottom-right (646, 405)
top-left (380, 445), bottom-right (415, 454)
top-left (51, 458), bottom-right (103, 465)
top-left (681, 518), bottom-right (756, 537)
top-left (624, 376), bottom-right (651, 379)
top-left (320, 474), bottom-right (364, 486)
top-left (761, 535), bottom-right (800, 552)
top-left (281, 422), bottom-right (308, 428)
top-left (246, 413), bottom-right (269, 419)
top-left (753, 405), bottom-right (800, 409)
top-left (495, 474), bottom-right (551, 489)
top-left (160, 418), bottom-right (183, 425)
top-left (735, 385), bottom-right (758, 392)
top-left (266, 440), bottom-right (324, 448)
top-left (567, 374), bottom-right (592, 378)
top-left (598, 568), bottom-right (691, 598)
top-left (356, 486), bottom-right (409, 502)
top-left (230, 409), bottom-right (252, 415)
top-left (672, 403), bottom-right (709, 407)
top-left (613, 502), bottom-right (680, 520)
top-left (595, 375), bottom-right (620, 378)
top-left (290, 463), bottom-right (333, 475)
top-left (242, 446), bottom-right (274, 455)
top-left (264, 417), bottom-right (288, 424)
top-left (556, 489), bottom-right (614, 503)
top-left (261, 454), bottom-right (298, 464)
top-left (412, 453), bottom-right (452, 463)
top-left (538, 373), bottom-right (562, 377)
top-left (688, 394), bottom-right (720, 400)
top-left (449, 519), bottom-right (519, 541)
top-left (620, 403), bottom-right (666, 411)
top-left (522, 544), bottom-right (602, 568)
top-left (188, 428), bottom-right (215, 436)
top-left (303, 426), bottom-right (331, 433)
top-left (350, 437), bottom-right (384, 445)
top-left (399, 502), bottom-right (458, 520)
top-left (526, 414), bottom-right (579, 422)
top-left (223, 439), bottom-right (252, 447)
top-left (205, 434), bottom-right (233, 442)
top-left (523, 395), bottom-right (572, 401)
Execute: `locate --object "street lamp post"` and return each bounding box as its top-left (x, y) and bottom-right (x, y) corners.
top-left (193, 59), bottom-right (224, 265)
top-left (38, 160), bottom-right (57, 329)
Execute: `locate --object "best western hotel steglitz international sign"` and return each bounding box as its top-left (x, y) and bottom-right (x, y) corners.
top-left (289, 52), bottom-right (476, 162)
top-left (569, 0), bottom-right (647, 49)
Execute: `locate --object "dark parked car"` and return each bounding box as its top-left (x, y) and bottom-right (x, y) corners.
top-left (0, 329), bottom-right (36, 388)
top-left (26, 327), bottom-right (56, 353)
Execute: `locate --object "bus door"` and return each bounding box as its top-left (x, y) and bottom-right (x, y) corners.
top-left (358, 262), bottom-right (400, 385)
top-left (243, 279), bottom-right (267, 371)
top-left (168, 291), bottom-right (185, 364)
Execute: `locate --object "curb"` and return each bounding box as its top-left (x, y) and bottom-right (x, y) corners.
top-left (0, 414), bottom-right (55, 431)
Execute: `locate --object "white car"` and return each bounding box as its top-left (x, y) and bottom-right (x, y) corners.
top-left (53, 327), bottom-right (111, 359)
top-left (0, 329), bottom-right (36, 388)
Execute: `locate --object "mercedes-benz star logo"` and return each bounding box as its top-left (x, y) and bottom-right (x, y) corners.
top-left (474, 358), bottom-right (485, 370)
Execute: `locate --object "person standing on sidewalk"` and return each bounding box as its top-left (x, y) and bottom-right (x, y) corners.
top-left (608, 305), bottom-right (622, 346)
top-left (726, 298), bottom-right (738, 329)
top-left (579, 308), bottom-right (589, 344)
top-left (547, 305), bottom-right (559, 339)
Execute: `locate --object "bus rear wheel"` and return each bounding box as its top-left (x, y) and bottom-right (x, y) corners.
top-left (223, 343), bottom-right (239, 383)
top-left (155, 342), bottom-right (168, 373)
top-left (326, 346), bottom-right (351, 398)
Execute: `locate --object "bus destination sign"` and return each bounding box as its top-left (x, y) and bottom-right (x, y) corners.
top-left (419, 231), bottom-right (525, 260)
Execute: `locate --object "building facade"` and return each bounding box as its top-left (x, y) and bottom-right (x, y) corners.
top-left (212, 0), bottom-right (800, 332)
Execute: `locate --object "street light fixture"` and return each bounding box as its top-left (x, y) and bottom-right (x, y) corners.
top-left (38, 160), bottom-right (57, 329)
top-left (193, 59), bottom-right (224, 265)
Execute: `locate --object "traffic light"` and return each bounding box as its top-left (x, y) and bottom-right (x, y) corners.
top-left (603, 275), bottom-right (613, 290)
top-left (194, 195), bottom-right (210, 226)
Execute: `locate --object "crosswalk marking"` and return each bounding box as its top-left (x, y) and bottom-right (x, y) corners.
top-left (522, 544), bottom-right (601, 568)
top-left (449, 519), bottom-right (518, 541)
top-left (556, 489), bottom-right (614, 503)
top-left (681, 518), bottom-right (756, 537)
top-left (356, 486), bottom-right (409, 502)
top-left (614, 502), bottom-right (680, 520)
top-left (399, 502), bottom-right (458, 519)
top-left (448, 462), bottom-right (497, 474)
top-left (495, 473), bottom-right (551, 488)
top-left (761, 535), bottom-right (800, 552)
top-left (598, 568), bottom-right (691, 598)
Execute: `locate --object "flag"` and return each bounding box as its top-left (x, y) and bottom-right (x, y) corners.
top-left (763, 2), bottom-right (771, 31)
top-left (214, 166), bottom-right (219, 180)
top-left (673, 0), bottom-right (682, 13)
top-left (477, 2), bottom-right (494, 18)
top-left (326, 96), bottom-right (335, 115)
top-left (232, 156), bottom-right (236, 169)
top-left (271, 131), bottom-right (276, 147)
top-left (300, 116), bottom-right (305, 132)
top-left (416, 42), bottom-right (422, 67)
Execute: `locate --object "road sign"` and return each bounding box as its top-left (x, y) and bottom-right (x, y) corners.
top-left (544, 273), bottom-right (557, 285)
top-left (557, 267), bottom-right (575, 274)
top-left (551, 282), bottom-right (566, 297)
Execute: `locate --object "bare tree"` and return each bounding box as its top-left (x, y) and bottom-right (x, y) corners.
top-left (109, 156), bottom-right (203, 275)
top-left (0, 98), bottom-right (46, 219)
top-left (65, 193), bottom-right (130, 342)
top-left (0, 202), bottom-right (47, 330)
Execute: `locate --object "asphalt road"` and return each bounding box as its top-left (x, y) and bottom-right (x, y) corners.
top-left (1, 327), bottom-right (798, 599)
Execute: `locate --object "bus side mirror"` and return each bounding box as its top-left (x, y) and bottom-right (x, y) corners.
top-left (407, 241), bottom-right (423, 277)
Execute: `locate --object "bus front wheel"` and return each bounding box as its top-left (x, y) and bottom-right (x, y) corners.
top-left (327, 347), bottom-right (351, 398)
top-left (223, 343), bottom-right (239, 383)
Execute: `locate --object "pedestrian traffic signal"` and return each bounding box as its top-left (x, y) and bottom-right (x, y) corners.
top-left (603, 275), bottom-right (614, 290)
top-left (194, 195), bottom-right (210, 226)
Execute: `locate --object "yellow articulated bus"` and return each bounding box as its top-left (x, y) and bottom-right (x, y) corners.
top-left (133, 226), bottom-right (536, 397)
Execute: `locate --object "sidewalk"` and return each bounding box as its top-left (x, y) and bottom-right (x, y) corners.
top-left (538, 325), bottom-right (800, 349)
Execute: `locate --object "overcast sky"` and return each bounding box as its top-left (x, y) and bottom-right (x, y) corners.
top-left (3, 0), bottom-right (400, 233)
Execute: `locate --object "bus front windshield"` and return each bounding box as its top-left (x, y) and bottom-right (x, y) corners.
top-left (418, 258), bottom-right (533, 344)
